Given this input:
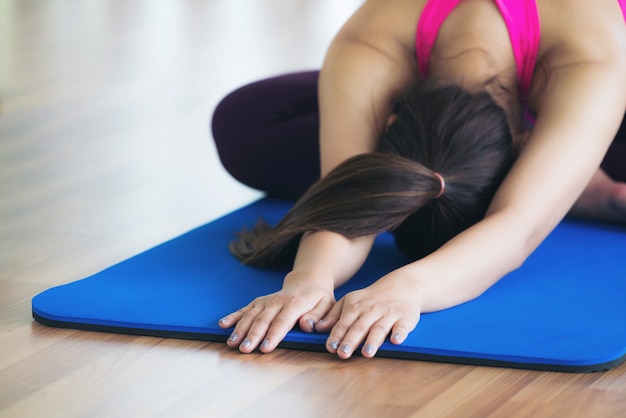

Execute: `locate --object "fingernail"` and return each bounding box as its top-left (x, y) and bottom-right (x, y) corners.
top-left (340, 345), bottom-right (351, 354)
top-left (364, 344), bottom-right (375, 355)
top-left (219, 317), bottom-right (228, 325)
top-left (229, 333), bottom-right (239, 342)
top-left (306, 318), bottom-right (315, 329)
top-left (329, 340), bottom-right (339, 350)
top-left (392, 333), bottom-right (402, 343)
top-left (261, 339), bottom-right (270, 350)
top-left (240, 338), bottom-right (251, 349)
top-left (318, 318), bottom-right (327, 324)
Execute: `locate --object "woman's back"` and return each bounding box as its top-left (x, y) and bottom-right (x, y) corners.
top-left (318, 0), bottom-right (625, 171)
top-left (344, 0), bottom-right (625, 111)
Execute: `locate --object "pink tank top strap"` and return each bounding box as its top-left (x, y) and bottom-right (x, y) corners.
top-left (493, 0), bottom-right (540, 100)
top-left (415, 0), bottom-right (462, 78)
top-left (619, 0), bottom-right (626, 21)
top-left (415, 0), bottom-right (541, 100)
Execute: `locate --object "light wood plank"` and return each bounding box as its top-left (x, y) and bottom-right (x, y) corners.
top-left (1, 1), bottom-right (624, 417)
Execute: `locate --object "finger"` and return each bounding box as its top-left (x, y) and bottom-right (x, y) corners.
top-left (315, 299), bottom-right (343, 334)
top-left (613, 183), bottom-right (626, 211)
top-left (225, 305), bottom-right (265, 348)
top-left (334, 317), bottom-right (375, 360)
top-left (237, 307), bottom-right (284, 353)
top-left (258, 309), bottom-right (301, 353)
top-left (298, 297), bottom-right (336, 333)
top-left (263, 296), bottom-right (335, 352)
top-left (324, 298), bottom-right (365, 355)
top-left (361, 318), bottom-right (397, 359)
top-left (334, 309), bottom-right (394, 360)
top-left (389, 313), bottom-right (420, 346)
top-left (218, 307), bottom-right (248, 329)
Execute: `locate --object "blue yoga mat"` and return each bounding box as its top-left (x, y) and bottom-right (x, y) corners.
top-left (32, 198), bottom-right (626, 372)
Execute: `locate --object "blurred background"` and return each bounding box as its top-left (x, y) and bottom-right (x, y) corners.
top-left (0, 0), bottom-right (363, 286)
top-left (2, 4), bottom-right (625, 417)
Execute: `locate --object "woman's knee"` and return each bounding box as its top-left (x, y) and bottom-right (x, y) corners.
top-left (211, 71), bottom-right (319, 166)
top-left (209, 72), bottom-right (321, 197)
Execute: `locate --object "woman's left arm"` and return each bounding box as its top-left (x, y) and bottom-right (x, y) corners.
top-left (317, 56), bottom-right (626, 359)
top-left (405, 59), bottom-right (626, 319)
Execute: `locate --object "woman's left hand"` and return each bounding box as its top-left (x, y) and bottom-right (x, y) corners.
top-left (570, 168), bottom-right (626, 225)
top-left (314, 273), bottom-right (424, 359)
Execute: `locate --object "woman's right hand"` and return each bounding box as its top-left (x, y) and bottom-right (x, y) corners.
top-left (570, 168), bottom-right (626, 225)
top-left (218, 270), bottom-right (336, 353)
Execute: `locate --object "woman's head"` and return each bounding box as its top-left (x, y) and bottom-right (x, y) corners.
top-left (380, 84), bottom-right (515, 258)
top-left (230, 84), bottom-right (515, 267)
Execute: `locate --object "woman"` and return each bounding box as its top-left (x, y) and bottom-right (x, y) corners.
top-left (212, 0), bottom-right (626, 359)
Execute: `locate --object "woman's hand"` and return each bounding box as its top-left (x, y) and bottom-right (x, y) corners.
top-left (315, 272), bottom-right (424, 359)
top-left (218, 270), bottom-right (336, 353)
top-left (570, 168), bottom-right (626, 225)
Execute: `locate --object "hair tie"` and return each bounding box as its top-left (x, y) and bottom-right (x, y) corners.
top-left (433, 172), bottom-right (446, 199)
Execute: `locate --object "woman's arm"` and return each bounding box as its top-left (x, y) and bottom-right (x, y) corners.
top-left (318, 53), bottom-right (626, 359)
top-left (219, 230), bottom-right (375, 353)
top-left (219, 1), bottom-right (421, 353)
top-left (421, 59), bottom-right (625, 306)
top-left (318, 0), bottom-right (419, 175)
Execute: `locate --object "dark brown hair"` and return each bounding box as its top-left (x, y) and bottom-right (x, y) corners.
top-left (230, 84), bottom-right (515, 267)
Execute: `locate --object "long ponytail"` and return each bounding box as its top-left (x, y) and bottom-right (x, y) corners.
top-left (230, 152), bottom-right (445, 267)
top-left (229, 84), bottom-right (515, 267)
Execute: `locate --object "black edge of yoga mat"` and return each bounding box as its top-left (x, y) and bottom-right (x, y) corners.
top-left (30, 312), bottom-right (626, 373)
top-left (32, 198), bottom-right (626, 373)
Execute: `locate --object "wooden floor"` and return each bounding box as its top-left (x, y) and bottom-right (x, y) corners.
top-left (1, 1), bottom-right (624, 416)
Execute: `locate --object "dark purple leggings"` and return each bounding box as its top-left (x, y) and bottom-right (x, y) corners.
top-left (211, 71), bottom-right (626, 199)
top-left (211, 71), bottom-right (321, 199)
top-left (603, 123), bottom-right (626, 181)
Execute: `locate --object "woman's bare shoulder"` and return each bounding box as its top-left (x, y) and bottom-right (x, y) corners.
top-left (537, 0), bottom-right (626, 65)
top-left (528, 0), bottom-right (625, 110)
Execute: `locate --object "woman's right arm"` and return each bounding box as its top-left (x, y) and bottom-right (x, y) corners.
top-left (219, 0), bottom-right (422, 353)
top-left (318, 0), bottom-right (419, 175)
top-left (281, 0), bottom-right (422, 338)
top-left (219, 230), bottom-right (375, 353)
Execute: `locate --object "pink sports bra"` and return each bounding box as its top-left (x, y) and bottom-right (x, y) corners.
top-left (415, 0), bottom-right (541, 100)
top-left (417, 0), bottom-right (626, 100)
